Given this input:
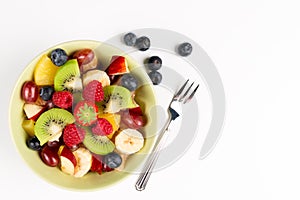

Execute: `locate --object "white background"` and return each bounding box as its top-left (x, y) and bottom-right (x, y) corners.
top-left (1, 0), bottom-right (300, 199)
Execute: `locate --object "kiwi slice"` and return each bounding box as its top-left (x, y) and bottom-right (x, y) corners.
top-left (83, 129), bottom-right (115, 155)
top-left (54, 59), bottom-right (82, 92)
top-left (34, 108), bottom-right (75, 145)
top-left (102, 85), bottom-right (137, 113)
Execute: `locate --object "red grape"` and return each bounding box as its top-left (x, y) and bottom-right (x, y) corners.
top-left (120, 109), bottom-right (146, 129)
top-left (72, 48), bottom-right (94, 66)
top-left (21, 81), bottom-right (38, 103)
top-left (40, 145), bottom-right (59, 167)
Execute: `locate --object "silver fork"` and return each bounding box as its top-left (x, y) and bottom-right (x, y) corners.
top-left (135, 79), bottom-right (199, 191)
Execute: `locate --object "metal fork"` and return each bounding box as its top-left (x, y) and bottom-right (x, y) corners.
top-left (135, 79), bottom-right (199, 191)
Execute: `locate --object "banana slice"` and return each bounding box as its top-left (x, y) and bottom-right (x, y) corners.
top-left (82, 69), bottom-right (110, 87)
top-left (73, 147), bottom-right (92, 178)
top-left (115, 129), bottom-right (144, 155)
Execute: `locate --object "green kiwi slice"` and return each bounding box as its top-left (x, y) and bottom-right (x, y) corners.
top-left (54, 59), bottom-right (82, 92)
top-left (102, 85), bottom-right (137, 113)
top-left (83, 129), bottom-right (115, 155)
top-left (34, 108), bottom-right (75, 145)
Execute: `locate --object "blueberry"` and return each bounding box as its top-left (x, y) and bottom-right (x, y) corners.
top-left (39, 86), bottom-right (54, 101)
top-left (50, 48), bottom-right (68, 66)
top-left (148, 70), bottom-right (162, 85)
top-left (123, 32), bottom-right (137, 46)
top-left (104, 152), bottom-right (122, 169)
top-left (121, 73), bottom-right (138, 91)
top-left (178, 42), bottom-right (193, 57)
top-left (147, 56), bottom-right (162, 71)
top-left (135, 36), bottom-right (151, 51)
top-left (26, 136), bottom-right (42, 151)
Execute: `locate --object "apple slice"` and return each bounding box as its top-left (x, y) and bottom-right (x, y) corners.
top-left (59, 145), bottom-right (77, 175)
top-left (23, 103), bottom-right (45, 121)
top-left (106, 56), bottom-right (129, 76)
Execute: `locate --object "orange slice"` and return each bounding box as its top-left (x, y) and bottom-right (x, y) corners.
top-left (34, 54), bottom-right (59, 85)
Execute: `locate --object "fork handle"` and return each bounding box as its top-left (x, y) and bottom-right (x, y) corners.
top-left (135, 119), bottom-right (172, 191)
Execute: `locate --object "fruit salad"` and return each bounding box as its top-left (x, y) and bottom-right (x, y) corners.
top-left (21, 47), bottom-right (147, 177)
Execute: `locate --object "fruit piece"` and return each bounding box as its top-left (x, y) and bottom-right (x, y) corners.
top-left (120, 108), bottom-right (146, 129)
top-left (73, 100), bottom-right (98, 126)
top-left (123, 32), bottom-right (137, 46)
top-left (92, 118), bottom-right (113, 136)
top-left (103, 85), bottom-right (136, 113)
top-left (103, 152), bottom-right (122, 169)
top-left (115, 129), bottom-right (144, 154)
top-left (34, 108), bottom-right (75, 145)
top-left (54, 59), bottom-right (82, 92)
top-left (120, 73), bottom-right (138, 91)
top-left (50, 48), bottom-right (68, 66)
top-left (47, 141), bottom-right (61, 150)
top-left (52, 91), bottom-right (73, 109)
top-left (90, 155), bottom-right (103, 174)
top-left (82, 80), bottom-right (104, 102)
top-left (135, 36), bottom-right (150, 51)
top-left (26, 136), bottom-right (42, 151)
top-left (146, 56), bottom-right (162, 71)
top-left (148, 70), bottom-right (162, 85)
top-left (63, 124), bottom-right (86, 147)
top-left (98, 113), bottom-right (121, 138)
top-left (59, 145), bottom-right (77, 175)
top-left (82, 69), bottom-right (110, 87)
top-left (22, 119), bottom-right (35, 137)
top-left (40, 144), bottom-right (60, 167)
top-left (106, 56), bottom-right (129, 76)
top-left (39, 86), bottom-right (54, 101)
top-left (72, 48), bottom-right (97, 73)
top-left (73, 147), bottom-right (92, 177)
top-left (83, 129), bottom-right (115, 155)
top-left (178, 42), bottom-right (193, 56)
top-left (21, 81), bottom-right (39, 103)
top-left (23, 103), bottom-right (45, 121)
top-left (34, 54), bottom-right (59, 85)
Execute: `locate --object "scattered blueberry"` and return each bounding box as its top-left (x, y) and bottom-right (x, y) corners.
top-left (26, 136), bottom-right (42, 151)
top-left (147, 56), bottom-right (162, 71)
top-left (104, 152), bottom-right (122, 169)
top-left (50, 48), bottom-right (68, 66)
top-left (39, 86), bottom-right (54, 101)
top-left (148, 70), bottom-right (162, 85)
top-left (135, 36), bottom-right (151, 51)
top-left (123, 32), bottom-right (137, 46)
top-left (178, 42), bottom-right (193, 57)
top-left (121, 73), bottom-right (138, 91)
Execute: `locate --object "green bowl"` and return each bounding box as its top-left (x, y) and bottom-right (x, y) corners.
top-left (9, 40), bottom-right (157, 191)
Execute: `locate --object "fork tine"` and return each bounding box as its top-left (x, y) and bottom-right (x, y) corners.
top-left (173, 79), bottom-right (189, 101)
top-left (179, 82), bottom-right (194, 102)
top-left (183, 84), bottom-right (199, 104)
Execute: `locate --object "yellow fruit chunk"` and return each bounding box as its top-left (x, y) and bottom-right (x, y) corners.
top-left (22, 119), bottom-right (35, 137)
top-left (34, 54), bottom-right (59, 85)
top-left (98, 113), bottom-right (120, 139)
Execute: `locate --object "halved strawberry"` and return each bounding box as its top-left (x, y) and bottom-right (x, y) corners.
top-left (106, 56), bottom-right (129, 75)
top-left (73, 100), bottom-right (98, 126)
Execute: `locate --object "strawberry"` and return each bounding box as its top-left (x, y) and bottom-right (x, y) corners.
top-left (63, 124), bottom-right (86, 147)
top-left (82, 80), bottom-right (104, 102)
top-left (52, 91), bottom-right (73, 109)
top-left (73, 100), bottom-right (98, 126)
top-left (91, 118), bottom-right (113, 136)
